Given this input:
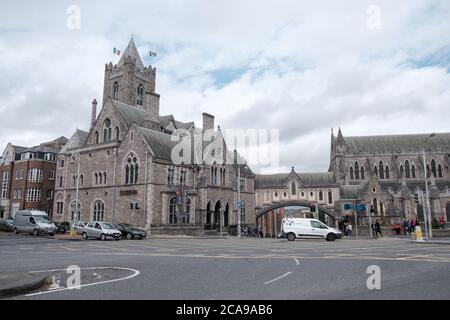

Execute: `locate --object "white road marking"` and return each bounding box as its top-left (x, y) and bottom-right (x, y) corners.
top-left (25, 267), bottom-right (140, 297)
top-left (264, 272), bottom-right (292, 285)
top-left (293, 258), bottom-right (300, 265)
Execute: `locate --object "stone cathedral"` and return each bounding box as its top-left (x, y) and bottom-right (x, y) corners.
top-left (53, 38), bottom-right (255, 234)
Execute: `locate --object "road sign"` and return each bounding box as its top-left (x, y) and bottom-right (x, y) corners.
top-left (343, 203), bottom-right (367, 212)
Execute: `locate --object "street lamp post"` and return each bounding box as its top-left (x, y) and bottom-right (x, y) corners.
top-left (71, 152), bottom-right (80, 238)
top-left (422, 148), bottom-right (433, 238)
top-left (236, 159), bottom-right (241, 238)
top-left (422, 133), bottom-right (436, 239)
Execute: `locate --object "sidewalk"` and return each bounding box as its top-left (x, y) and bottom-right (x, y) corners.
top-left (0, 273), bottom-right (48, 298)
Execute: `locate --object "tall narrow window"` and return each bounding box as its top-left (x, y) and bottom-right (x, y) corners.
top-left (94, 131), bottom-right (99, 144)
top-left (291, 183), bottom-right (296, 196)
top-left (374, 166), bottom-right (378, 178)
top-left (372, 198), bottom-right (378, 214)
top-left (361, 166), bottom-right (365, 179)
top-left (431, 159), bottom-right (437, 178)
top-left (385, 166), bottom-right (390, 179)
top-left (113, 82), bottom-right (119, 100)
top-left (379, 161), bottom-right (384, 179)
top-left (114, 127), bottom-right (120, 140)
top-left (405, 160), bottom-right (410, 178)
top-left (411, 165), bottom-right (416, 178)
top-left (438, 164), bottom-right (443, 178)
top-left (354, 162), bottom-right (360, 180)
top-left (125, 153), bottom-right (139, 185)
top-left (319, 191), bottom-right (324, 201)
top-left (103, 118), bottom-right (111, 142)
top-left (328, 191), bottom-right (333, 204)
top-left (169, 197), bottom-right (177, 224)
top-left (350, 167), bottom-right (354, 180)
top-left (93, 200), bottom-right (105, 221)
top-left (136, 84), bottom-right (144, 106)
top-left (400, 165), bottom-right (404, 178)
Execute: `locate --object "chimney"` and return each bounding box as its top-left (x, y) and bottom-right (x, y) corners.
top-left (91, 99), bottom-right (97, 128)
top-left (202, 113), bottom-right (214, 132)
top-left (144, 92), bottom-right (160, 123)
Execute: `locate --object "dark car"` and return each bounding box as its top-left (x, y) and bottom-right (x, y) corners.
top-left (54, 222), bottom-right (69, 234)
top-left (115, 223), bottom-right (147, 240)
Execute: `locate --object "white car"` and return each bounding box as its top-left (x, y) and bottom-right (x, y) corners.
top-left (82, 221), bottom-right (122, 240)
top-left (282, 218), bottom-right (342, 242)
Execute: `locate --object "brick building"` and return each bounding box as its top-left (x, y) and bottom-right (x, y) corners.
top-left (0, 136), bottom-right (67, 218)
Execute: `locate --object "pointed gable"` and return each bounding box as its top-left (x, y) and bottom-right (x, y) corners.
top-left (117, 37), bottom-right (145, 70)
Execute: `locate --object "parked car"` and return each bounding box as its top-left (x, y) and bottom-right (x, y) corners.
top-left (53, 222), bottom-right (68, 234)
top-left (13, 210), bottom-right (56, 236)
top-left (282, 218), bottom-right (342, 242)
top-left (73, 221), bottom-right (86, 234)
top-left (81, 222), bottom-right (121, 240)
top-left (115, 223), bottom-right (147, 239)
top-left (0, 218), bottom-right (14, 232)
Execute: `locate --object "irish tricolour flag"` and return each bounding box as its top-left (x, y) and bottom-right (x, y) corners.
top-left (113, 47), bottom-right (121, 56)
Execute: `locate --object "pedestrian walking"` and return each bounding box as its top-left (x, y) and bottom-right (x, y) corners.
top-left (371, 222), bottom-right (377, 239)
top-left (439, 216), bottom-right (446, 230)
top-left (347, 223), bottom-right (352, 237)
top-left (375, 220), bottom-right (383, 238)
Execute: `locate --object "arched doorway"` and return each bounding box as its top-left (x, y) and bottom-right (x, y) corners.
top-left (214, 200), bottom-right (222, 230)
top-left (206, 201), bottom-right (212, 229)
top-left (446, 202), bottom-right (450, 221)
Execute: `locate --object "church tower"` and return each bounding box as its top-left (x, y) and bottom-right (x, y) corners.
top-left (102, 37), bottom-right (160, 124)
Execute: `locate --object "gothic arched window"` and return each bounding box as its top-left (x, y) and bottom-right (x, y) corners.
top-left (103, 118), bottom-right (112, 142)
top-left (438, 164), bottom-right (443, 178)
top-left (113, 82), bottom-right (119, 100)
top-left (137, 84), bottom-right (144, 106)
top-left (431, 159), bottom-right (437, 178)
top-left (125, 153), bottom-right (139, 185)
top-left (291, 183), bottom-right (296, 196)
top-left (93, 200), bottom-right (105, 221)
top-left (350, 167), bottom-right (354, 180)
top-left (94, 131), bottom-right (99, 144)
top-left (374, 166), bottom-right (378, 178)
top-left (405, 160), bottom-right (410, 178)
top-left (355, 162), bottom-right (360, 180)
top-left (379, 161), bottom-right (384, 179)
top-left (385, 166), bottom-right (390, 179)
top-left (319, 191), bottom-right (324, 201)
top-left (114, 127), bottom-right (120, 141)
top-left (411, 165), bottom-right (416, 179)
top-left (400, 165), bottom-right (404, 178)
top-left (361, 166), bottom-right (365, 179)
top-left (328, 191), bottom-right (333, 204)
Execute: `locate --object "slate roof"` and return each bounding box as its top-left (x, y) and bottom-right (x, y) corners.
top-left (255, 172), bottom-right (337, 189)
top-left (62, 129), bottom-right (89, 152)
top-left (111, 100), bottom-right (194, 131)
top-left (135, 126), bottom-right (178, 161)
top-left (343, 132), bottom-right (450, 153)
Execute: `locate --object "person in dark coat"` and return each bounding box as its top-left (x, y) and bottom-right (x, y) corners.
top-left (375, 220), bottom-right (383, 238)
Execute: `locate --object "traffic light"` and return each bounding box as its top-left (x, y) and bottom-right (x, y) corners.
top-left (414, 193), bottom-right (419, 204)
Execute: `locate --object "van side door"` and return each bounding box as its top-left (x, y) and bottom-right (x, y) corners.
top-left (310, 220), bottom-right (329, 238)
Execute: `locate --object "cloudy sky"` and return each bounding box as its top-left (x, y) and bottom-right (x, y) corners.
top-left (0, 0), bottom-right (449, 173)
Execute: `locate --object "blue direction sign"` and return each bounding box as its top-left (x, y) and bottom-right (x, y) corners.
top-left (343, 203), bottom-right (367, 212)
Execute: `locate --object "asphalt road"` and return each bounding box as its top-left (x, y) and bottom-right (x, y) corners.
top-left (0, 233), bottom-right (449, 300)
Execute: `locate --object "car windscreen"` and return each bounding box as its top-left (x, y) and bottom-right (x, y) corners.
top-left (101, 223), bottom-right (116, 229)
top-left (34, 216), bottom-right (51, 223)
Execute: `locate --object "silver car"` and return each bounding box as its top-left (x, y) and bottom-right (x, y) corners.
top-left (81, 222), bottom-right (121, 241)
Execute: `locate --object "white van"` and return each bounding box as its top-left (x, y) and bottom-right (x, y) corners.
top-left (282, 218), bottom-right (342, 242)
top-left (13, 210), bottom-right (56, 236)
